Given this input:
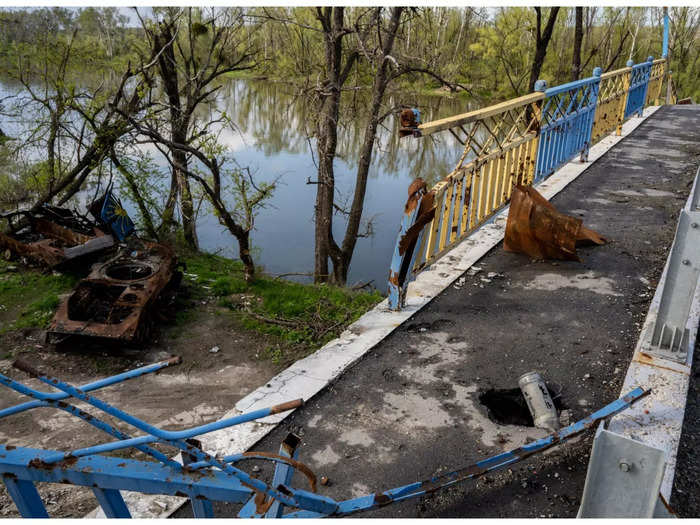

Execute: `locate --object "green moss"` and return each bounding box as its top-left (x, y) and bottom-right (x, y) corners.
top-left (0, 259), bottom-right (77, 333)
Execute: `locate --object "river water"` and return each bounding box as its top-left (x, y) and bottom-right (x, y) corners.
top-left (1, 78), bottom-right (472, 290)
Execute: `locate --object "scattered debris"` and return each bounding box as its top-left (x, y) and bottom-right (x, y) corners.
top-left (210, 346), bottom-right (220, 354)
top-left (504, 185), bottom-right (607, 261)
top-left (0, 206), bottom-right (114, 269)
top-left (466, 266), bottom-right (482, 276)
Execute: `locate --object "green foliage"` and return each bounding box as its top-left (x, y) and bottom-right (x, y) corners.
top-left (0, 259), bottom-right (77, 333)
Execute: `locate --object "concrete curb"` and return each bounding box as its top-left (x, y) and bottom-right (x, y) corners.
top-left (608, 164), bottom-right (700, 500)
top-left (85, 107), bottom-right (661, 519)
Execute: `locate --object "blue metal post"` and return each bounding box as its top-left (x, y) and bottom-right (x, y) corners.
top-left (238, 434), bottom-right (301, 518)
top-left (640, 56), bottom-right (654, 115)
top-left (581, 66), bottom-right (602, 162)
top-left (387, 184), bottom-right (426, 310)
top-left (2, 477), bottom-right (49, 518)
top-left (663, 7), bottom-right (669, 58)
top-left (182, 439), bottom-right (214, 518)
top-left (92, 488), bottom-right (131, 518)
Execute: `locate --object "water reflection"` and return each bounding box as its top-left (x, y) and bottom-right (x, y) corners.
top-left (1, 77), bottom-right (474, 291)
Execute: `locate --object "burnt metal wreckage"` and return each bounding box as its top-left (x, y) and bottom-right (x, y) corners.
top-left (0, 188), bottom-right (179, 345)
top-left (0, 206), bottom-right (115, 269)
top-left (0, 357), bottom-right (649, 518)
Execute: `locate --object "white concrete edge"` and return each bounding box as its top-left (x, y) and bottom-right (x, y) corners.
top-left (84, 107), bottom-right (661, 519)
top-left (608, 165), bottom-right (700, 500)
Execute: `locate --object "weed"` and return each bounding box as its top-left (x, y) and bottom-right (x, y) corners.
top-left (178, 250), bottom-right (382, 363)
top-left (0, 260), bottom-right (77, 333)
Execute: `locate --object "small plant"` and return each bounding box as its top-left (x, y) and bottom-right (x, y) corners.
top-left (212, 277), bottom-right (248, 296)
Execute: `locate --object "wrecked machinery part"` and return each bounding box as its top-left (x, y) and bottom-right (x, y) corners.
top-left (0, 208), bottom-right (113, 269)
top-left (45, 240), bottom-right (179, 345)
top-left (519, 371), bottom-right (560, 432)
top-left (0, 359), bottom-right (650, 518)
top-left (399, 108), bottom-right (422, 137)
top-left (504, 185), bottom-right (607, 261)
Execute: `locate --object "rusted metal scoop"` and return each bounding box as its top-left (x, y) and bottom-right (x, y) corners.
top-left (504, 185), bottom-right (606, 261)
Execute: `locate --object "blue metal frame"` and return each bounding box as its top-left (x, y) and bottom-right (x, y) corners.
top-left (534, 69), bottom-right (602, 182)
top-left (387, 188), bottom-right (427, 310)
top-left (0, 357), bottom-right (648, 518)
top-left (625, 57), bottom-right (654, 119)
top-left (663, 10), bottom-right (669, 59)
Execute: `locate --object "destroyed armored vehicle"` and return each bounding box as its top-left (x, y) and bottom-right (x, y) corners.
top-left (46, 240), bottom-right (179, 345)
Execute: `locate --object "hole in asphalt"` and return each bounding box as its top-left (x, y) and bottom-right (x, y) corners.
top-left (479, 387), bottom-right (566, 427)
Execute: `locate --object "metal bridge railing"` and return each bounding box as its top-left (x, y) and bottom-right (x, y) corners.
top-left (388, 57), bottom-right (672, 310)
top-left (0, 358), bottom-right (648, 518)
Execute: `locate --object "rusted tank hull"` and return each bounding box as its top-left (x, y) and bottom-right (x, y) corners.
top-left (46, 241), bottom-right (178, 344)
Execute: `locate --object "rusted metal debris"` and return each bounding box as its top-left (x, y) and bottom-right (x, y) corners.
top-left (46, 240), bottom-right (179, 345)
top-left (0, 207), bottom-right (114, 268)
top-left (399, 108), bottom-right (422, 137)
top-left (504, 185), bottom-right (606, 261)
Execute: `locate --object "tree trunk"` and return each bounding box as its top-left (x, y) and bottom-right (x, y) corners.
top-left (313, 7), bottom-right (344, 284)
top-left (155, 21), bottom-right (198, 251)
top-left (572, 7), bottom-right (583, 80)
top-left (528, 7), bottom-right (561, 92)
top-left (237, 229), bottom-right (255, 282)
top-left (332, 7), bottom-right (404, 286)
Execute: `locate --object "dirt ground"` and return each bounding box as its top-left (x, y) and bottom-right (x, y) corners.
top-left (0, 295), bottom-right (285, 517)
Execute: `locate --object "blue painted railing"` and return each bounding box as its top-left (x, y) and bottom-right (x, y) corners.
top-left (625, 57), bottom-right (654, 119)
top-left (534, 68), bottom-right (602, 182)
top-left (1, 358), bottom-right (648, 518)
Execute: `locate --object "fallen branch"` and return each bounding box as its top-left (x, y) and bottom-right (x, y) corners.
top-left (243, 305), bottom-right (299, 328)
top-left (351, 279), bottom-right (374, 291)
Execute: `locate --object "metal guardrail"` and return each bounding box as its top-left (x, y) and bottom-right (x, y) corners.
top-left (388, 56), bottom-right (672, 310)
top-left (0, 358), bottom-right (648, 518)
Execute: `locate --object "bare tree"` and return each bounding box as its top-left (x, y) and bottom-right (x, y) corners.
top-left (136, 7), bottom-right (257, 249)
top-left (528, 7), bottom-right (560, 91)
top-left (572, 7), bottom-right (583, 80)
top-left (127, 7), bottom-right (271, 280)
top-left (5, 25), bottom-right (160, 213)
top-left (310, 7), bottom-right (405, 285)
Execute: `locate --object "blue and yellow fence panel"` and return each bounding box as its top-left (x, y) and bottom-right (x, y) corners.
top-left (389, 54), bottom-right (672, 310)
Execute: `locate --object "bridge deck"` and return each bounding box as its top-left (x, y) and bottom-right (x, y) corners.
top-left (189, 105), bottom-right (700, 518)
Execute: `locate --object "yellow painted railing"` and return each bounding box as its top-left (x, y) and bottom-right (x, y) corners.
top-left (412, 93), bottom-right (544, 271)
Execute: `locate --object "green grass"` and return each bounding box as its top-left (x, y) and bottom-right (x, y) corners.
top-left (179, 251), bottom-right (383, 359)
top-left (0, 258), bottom-right (78, 334)
top-left (0, 249), bottom-right (383, 367)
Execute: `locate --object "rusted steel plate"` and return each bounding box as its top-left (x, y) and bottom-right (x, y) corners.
top-left (46, 241), bottom-right (178, 344)
top-left (504, 185), bottom-right (606, 261)
top-left (0, 212), bottom-right (112, 268)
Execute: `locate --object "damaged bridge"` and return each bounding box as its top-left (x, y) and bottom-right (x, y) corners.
top-left (185, 103), bottom-right (700, 518)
